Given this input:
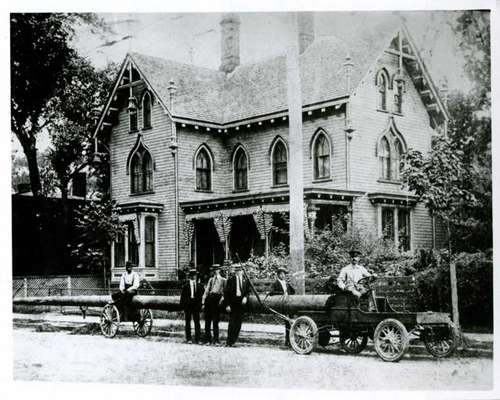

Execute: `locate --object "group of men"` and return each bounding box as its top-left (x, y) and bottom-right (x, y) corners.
top-left (112, 248), bottom-right (376, 346)
top-left (180, 263), bottom-right (251, 346)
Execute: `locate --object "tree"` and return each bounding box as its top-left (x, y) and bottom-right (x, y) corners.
top-left (11, 13), bottom-right (109, 197)
top-left (47, 57), bottom-right (117, 229)
top-left (72, 198), bottom-right (125, 277)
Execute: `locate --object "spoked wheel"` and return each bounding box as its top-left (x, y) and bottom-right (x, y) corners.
top-left (373, 318), bottom-right (409, 362)
top-left (339, 330), bottom-right (368, 354)
top-left (290, 316), bottom-right (318, 355)
top-left (133, 309), bottom-right (154, 337)
top-left (424, 323), bottom-right (459, 358)
top-left (100, 304), bottom-right (120, 338)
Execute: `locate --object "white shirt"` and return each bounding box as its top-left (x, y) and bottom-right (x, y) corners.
top-left (189, 279), bottom-right (197, 298)
top-left (278, 279), bottom-right (288, 295)
top-left (119, 271), bottom-right (140, 292)
top-left (337, 264), bottom-right (371, 291)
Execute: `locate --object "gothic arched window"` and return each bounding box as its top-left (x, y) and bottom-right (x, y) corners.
top-left (313, 132), bottom-right (330, 180)
top-left (272, 140), bottom-right (288, 185)
top-left (234, 147), bottom-right (248, 191)
top-left (196, 148), bottom-right (212, 190)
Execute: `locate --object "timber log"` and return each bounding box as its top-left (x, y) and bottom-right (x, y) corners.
top-left (13, 294), bottom-right (332, 314)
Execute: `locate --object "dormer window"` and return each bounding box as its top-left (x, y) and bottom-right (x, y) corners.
top-left (142, 92), bottom-right (152, 129)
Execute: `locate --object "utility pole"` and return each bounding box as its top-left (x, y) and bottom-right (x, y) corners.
top-left (286, 13), bottom-right (305, 294)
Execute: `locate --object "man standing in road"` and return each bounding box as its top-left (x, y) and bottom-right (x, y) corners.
top-left (337, 249), bottom-right (376, 310)
top-left (180, 269), bottom-right (203, 344)
top-left (268, 267), bottom-right (295, 346)
top-left (224, 263), bottom-right (249, 347)
top-left (202, 264), bottom-right (226, 346)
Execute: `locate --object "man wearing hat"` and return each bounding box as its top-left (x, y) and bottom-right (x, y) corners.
top-left (111, 261), bottom-right (140, 306)
top-left (223, 263), bottom-right (250, 347)
top-left (268, 267), bottom-right (295, 346)
top-left (337, 249), bottom-right (376, 310)
top-left (180, 268), bottom-right (204, 344)
top-left (202, 264), bottom-right (226, 345)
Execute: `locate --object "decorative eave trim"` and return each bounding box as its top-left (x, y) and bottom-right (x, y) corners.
top-left (93, 54), bottom-right (174, 139)
top-left (180, 188), bottom-right (365, 216)
top-left (368, 192), bottom-right (419, 206)
top-left (117, 201), bottom-right (164, 214)
top-left (400, 25), bottom-right (450, 121)
top-left (172, 96), bottom-right (349, 131)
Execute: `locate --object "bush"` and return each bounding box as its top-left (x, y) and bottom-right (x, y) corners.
top-left (412, 251), bottom-right (492, 328)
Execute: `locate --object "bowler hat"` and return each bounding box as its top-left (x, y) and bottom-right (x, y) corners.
top-left (188, 268), bottom-right (198, 275)
top-left (211, 264), bottom-right (221, 271)
top-left (277, 267), bottom-right (288, 274)
top-left (348, 249), bottom-right (362, 256)
top-left (232, 263), bottom-right (242, 270)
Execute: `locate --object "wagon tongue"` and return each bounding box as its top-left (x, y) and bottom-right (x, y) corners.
top-left (416, 311), bottom-right (452, 324)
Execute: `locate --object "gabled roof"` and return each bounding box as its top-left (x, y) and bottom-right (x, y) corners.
top-left (94, 20), bottom-right (448, 136)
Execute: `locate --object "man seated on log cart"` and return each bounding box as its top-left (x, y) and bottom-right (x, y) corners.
top-left (268, 267), bottom-right (295, 346)
top-left (110, 261), bottom-right (140, 319)
top-left (337, 249), bottom-right (377, 311)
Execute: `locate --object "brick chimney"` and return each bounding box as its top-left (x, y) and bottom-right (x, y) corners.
top-left (298, 13), bottom-right (314, 54)
top-left (219, 13), bottom-right (241, 73)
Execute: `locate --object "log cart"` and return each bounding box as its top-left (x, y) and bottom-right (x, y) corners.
top-left (261, 276), bottom-right (459, 362)
top-left (100, 302), bottom-right (153, 338)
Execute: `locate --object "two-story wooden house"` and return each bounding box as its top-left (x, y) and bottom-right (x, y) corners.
top-left (93, 14), bottom-right (449, 284)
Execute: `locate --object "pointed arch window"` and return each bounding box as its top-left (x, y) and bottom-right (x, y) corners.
top-left (131, 146), bottom-right (153, 193)
top-left (377, 120), bottom-right (407, 182)
top-left (394, 81), bottom-right (404, 114)
top-left (234, 147), bottom-right (248, 191)
top-left (380, 137), bottom-right (391, 180)
top-left (142, 92), bottom-right (152, 129)
top-left (272, 140), bottom-right (288, 185)
top-left (313, 133), bottom-right (330, 180)
top-left (196, 148), bottom-right (212, 190)
top-left (377, 73), bottom-right (388, 111)
top-left (128, 97), bottom-right (138, 132)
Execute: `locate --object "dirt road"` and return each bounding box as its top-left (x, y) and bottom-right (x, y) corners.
top-left (13, 328), bottom-right (492, 390)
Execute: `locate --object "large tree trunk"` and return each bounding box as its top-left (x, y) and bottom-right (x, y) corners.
top-left (17, 133), bottom-right (42, 198)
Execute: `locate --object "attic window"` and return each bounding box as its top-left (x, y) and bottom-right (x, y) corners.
top-left (128, 97), bottom-right (138, 132)
top-left (394, 81), bottom-right (404, 114)
top-left (377, 73), bottom-right (388, 111)
top-left (142, 92), bottom-right (152, 129)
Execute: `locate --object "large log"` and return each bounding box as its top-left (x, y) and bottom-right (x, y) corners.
top-left (13, 294), bottom-right (332, 314)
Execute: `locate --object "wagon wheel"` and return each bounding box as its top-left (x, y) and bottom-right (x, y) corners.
top-left (373, 318), bottom-right (409, 362)
top-left (339, 330), bottom-right (368, 354)
top-left (424, 323), bottom-right (459, 358)
top-left (133, 309), bottom-right (154, 337)
top-left (318, 327), bottom-right (331, 347)
top-left (100, 304), bottom-right (120, 338)
top-left (290, 316), bottom-right (318, 355)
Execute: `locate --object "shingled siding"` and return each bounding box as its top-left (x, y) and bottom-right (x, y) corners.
top-left (348, 51), bottom-right (437, 249)
top-left (109, 82), bottom-right (177, 280)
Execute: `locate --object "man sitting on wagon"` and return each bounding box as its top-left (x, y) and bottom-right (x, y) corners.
top-left (111, 261), bottom-right (140, 305)
top-left (337, 249), bottom-right (377, 311)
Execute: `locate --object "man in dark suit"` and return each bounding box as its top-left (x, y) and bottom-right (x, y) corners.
top-left (180, 269), bottom-right (203, 344)
top-left (268, 267), bottom-right (295, 346)
top-left (202, 264), bottom-right (226, 346)
top-left (224, 263), bottom-right (250, 347)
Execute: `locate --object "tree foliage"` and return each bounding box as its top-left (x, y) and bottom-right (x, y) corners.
top-left (10, 13), bottom-right (109, 197)
top-left (72, 198), bottom-right (125, 274)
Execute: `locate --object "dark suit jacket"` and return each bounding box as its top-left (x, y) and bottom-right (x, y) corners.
top-left (180, 280), bottom-right (204, 311)
top-left (268, 279), bottom-right (296, 296)
top-left (224, 274), bottom-right (250, 306)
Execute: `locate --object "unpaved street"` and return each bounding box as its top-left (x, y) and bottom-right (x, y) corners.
top-left (13, 328), bottom-right (492, 390)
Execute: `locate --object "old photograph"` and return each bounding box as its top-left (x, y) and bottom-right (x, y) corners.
top-left (6, 1), bottom-right (497, 398)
